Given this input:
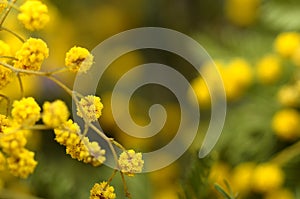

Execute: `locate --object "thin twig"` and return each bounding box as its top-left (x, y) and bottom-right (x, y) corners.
top-left (17, 73), bottom-right (24, 98)
top-left (0, 26), bottom-right (25, 42)
top-left (0, 94), bottom-right (10, 116)
top-left (0, 0), bottom-right (18, 27)
top-left (120, 172), bottom-right (132, 199)
top-left (271, 140), bottom-right (300, 166)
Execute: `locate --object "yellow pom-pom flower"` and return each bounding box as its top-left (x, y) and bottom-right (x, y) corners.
top-left (225, 0), bottom-right (261, 27)
top-left (7, 149), bottom-right (37, 178)
top-left (190, 77), bottom-right (211, 108)
top-left (14, 38), bottom-right (49, 71)
top-left (231, 162), bottom-right (256, 194)
top-left (42, 100), bottom-right (70, 127)
top-left (17, 0), bottom-right (50, 31)
top-left (90, 181), bottom-right (116, 199)
top-left (77, 95), bottom-right (103, 122)
top-left (118, 149), bottom-right (144, 176)
top-left (274, 32), bottom-right (300, 58)
top-left (65, 46), bottom-right (94, 73)
top-left (0, 0), bottom-right (7, 13)
top-left (277, 85), bottom-right (300, 107)
top-left (0, 128), bottom-right (27, 155)
top-left (252, 163), bottom-right (284, 193)
top-left (256, 55), bottom-right (282, 84)
top-left (11, 97), bottom-right (41, 126)
top-left (272, 109), bottom-right (300, 140)
top-left (54, 119), bottom-right (81, 146)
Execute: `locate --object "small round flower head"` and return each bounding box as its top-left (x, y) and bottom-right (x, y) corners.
top-left (54, 119), bottom-right (81, 146)
top-left (11, 97), bottom-right (41, 126)
top-left (90, 181), bottom-right (116, 199)
top-left (0, 128), bottom-right (27, 155)
top-left (0, 151), bottom-right (6, 171)
top-left (118, 149), bottom-right (144, 176)
top-left (83, 138), bottom-right (106, 166)
top-left (272, 108), bottom-right (300, 140)
top-left (65, 46), bottom-right (94, 73)
top-left (77, 95), bottom-right (103, 122)
top-left (277, 85), bottom-right (300, 107)
top-left (0, 0), bottom-right (7, 13)
top-left (252, 163), bottom-right (284, 193)
top-left (18, 0), bottom-right (50, 31)
top-left (7, 149), bottom-right (37, 178)
top-left (14, 38), bottom-right (49, 71)
top-left (42, 100), bottom-right (70, 127)
top-left (231, 162), bottom-right (256, 194)
top-left (256, 55), bottom-right (281, 85)
top-left (274, 32), bottom-right (300, 58)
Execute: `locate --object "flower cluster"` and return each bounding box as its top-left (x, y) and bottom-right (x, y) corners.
top-left (0, 115), bottom-right (37, 178)
top-left (54, 119), bottom-right (106, 166)
top-left (18, 0), bottom-right (50, 31)
top-left (42, 100), bottom-right (70, 127)
top-left (90, 181), bottom-right (116, 199)
top-left (65, 46), bottom-right (94, 73)
top-left (118, 149), bottom-right (144, 176)
top-left (14, 38), bottom-right (49, 71)
top-left (77, 95), bottom-right (104, 122)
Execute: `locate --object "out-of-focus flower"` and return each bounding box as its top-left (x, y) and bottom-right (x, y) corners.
top-left (65, 46), bottom-right (93, 73)
top-left (272, 109), bottom-right (300, 140)
top-left (18, 0), bottom-right (50, 31)
top-left (252, 163), bottom-right (284, 193)
top-left (42, 100), bottom-right (70, 127)
top-left (0, 40), bottom-right (12, 63)
top-left (231, 162), bottom-right (256, 194)
top-left (209, 162), bottom-right (231, 186)
top-left (223, 58), bottom-right (253, 101)
top-left (118, 149), bottom-right (144, 176)
top-left (274, 32), bottom-right (300, 58)
top-left (90, 181), bottom-right (116, 199)
top-left (190, 77), bottom-right (211, 108)
top-left (225, 0), bottom-right (261, 27)
top-left (264, 188), bottom-right (295, 199)
top-left (0, 0), bottom-right (7, 13)
top-left (277, 85), bottom-right (300, 107)
top-left (14, 38), bottom-right (49, 71)
top-left (0, 151), bottom-right (6, 171)
top-left (256, 55), bottom-right (282, 84)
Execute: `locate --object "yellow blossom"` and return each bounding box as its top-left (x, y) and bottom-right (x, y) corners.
top-left (231, 162), bottom-right (256, 194)
top-left (264, 189), bottom-right (295, 199)
top-left (190, 77), bottom-right (211, 108)
top-left (277, 85), bottom-right (300, 107)
top-left (118, 149), bottom-right (144, 176)
top-left (0, 128), bottom-right (27, 155)
top-left (225, 0), bottom-right (260, 27)
top-left (66, 137), bottom-right (106, 166)
top-left (11, 97), bottom-right (41, 126)
top-left (14, 38), bottom-right (49, 71)
top-left (54, 119), bottom-right (81, 146)
top-left (256, 55), bottom-right (282, 84)
top-left (18, 0), bottom-right (50, 31)
top-left (272, 109), bottom-right (300, 140)
top-left (42, 100), bottom-right (70, 127)
top-left (274, 32), bottom-right (300, 58)
top-left (77, 95), bottom-right (103, 122)
top-left (252, 163), bottom-right (284, 193)
top-left (65, 46), bottom-right (94, 73)
top-left (90, 181), bottom-right (116, 199)
top-left (7, 149), bottom-right (37, 178)
top-left (0, 0), bottom-right (7, 13)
